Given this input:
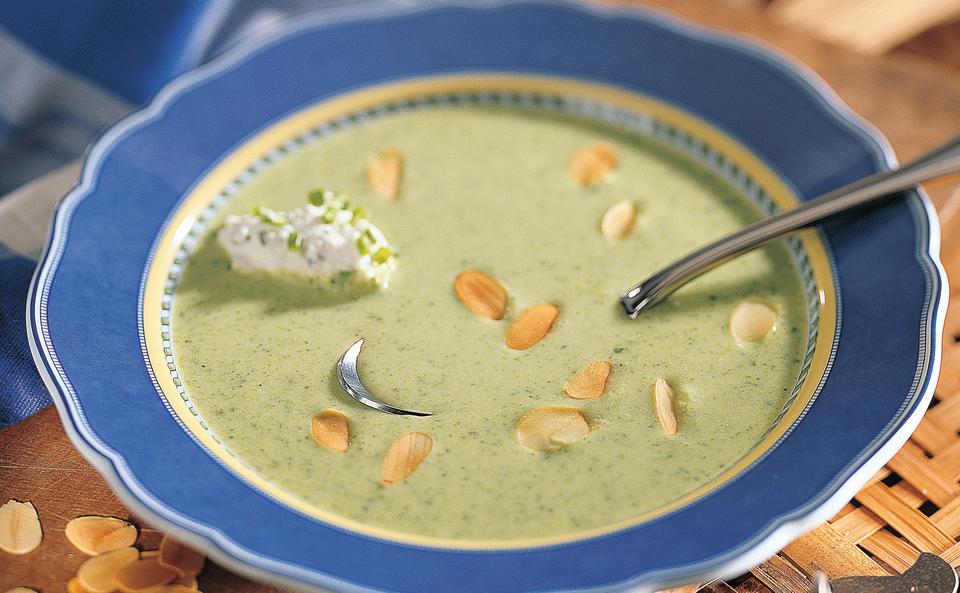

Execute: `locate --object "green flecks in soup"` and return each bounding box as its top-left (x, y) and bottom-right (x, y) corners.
top-left (172, 105), bottom-right (808, 541)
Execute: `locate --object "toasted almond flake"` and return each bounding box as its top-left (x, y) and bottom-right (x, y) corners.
top-left (366, 148), bottom-right (404, 201)
top-left (163, 587), bottom-right (201, 593)
top-left (569, 143), bottom-right (618, 185)
top-left (730, 300), bottom-right (778, 343)
top-left (171, 574), bottom-right (199, 590)
top-left (653, 378), bottom-right (679, 435)
top-left (311, 409), bottom-right (350, 452)
top-left (115, 555), bottom-right (178, 592)
top-left (563, 361), bottom-right (612, 399)
top-left (67, 578), bottom-right (90, 593)
top-left (516, 407), bottom-right (591, 452)
top-left (454, 270), bottom-right (508, 320)
top-left (77, 547), bottom-right (139, 593)
top-left (65, 516), bottom-right (138, 556)
top-left (380, 432), bottom-right (433, 485)
top-left (506, 304), bottom-right (559, 350)
top-left (0, 500), bottom-right (42, 555)
top-left (97, 524), bottom-right (139, 554)
top-left (4, 589), bottom-right (39, 593)
top-left (158, 535), bottom-right (205, 577)
top-left (600, 200), bottom-right (636, 240)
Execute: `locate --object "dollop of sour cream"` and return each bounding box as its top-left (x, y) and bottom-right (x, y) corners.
top-left (216, 190), bottom-right (396, 286)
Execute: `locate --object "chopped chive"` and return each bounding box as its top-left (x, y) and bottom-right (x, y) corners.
top-left (253, 204), bottom-right (287, 225)
top-left (364, 228), bottom-right (376, 243)
top-left (287, 231), bottom-right (302, 251)
top-left (372, 246), bottom-right (393, 264)
top-left (351, 205), bottom-right (366, 221)
top-left (308, 189), bottom-right (328, 206)
top-left (355, 236), bottom-right (372, 255)
top-left (321, 209), bottom-right (337, 224)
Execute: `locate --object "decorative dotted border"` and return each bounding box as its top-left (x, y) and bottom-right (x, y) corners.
top-left (160, 90), bottom-right (821, 460)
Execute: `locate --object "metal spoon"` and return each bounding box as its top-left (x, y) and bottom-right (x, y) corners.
top-left (336, 338), bottom-right (432, 416)
top-left (621, 134), bottom-right (960, 317)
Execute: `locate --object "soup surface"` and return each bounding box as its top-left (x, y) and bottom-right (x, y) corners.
top-left (172, 104), bottom-right (808, 541)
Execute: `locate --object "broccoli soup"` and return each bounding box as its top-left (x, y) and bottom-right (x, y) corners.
top-left (171, 102), bottom-right (811, 541)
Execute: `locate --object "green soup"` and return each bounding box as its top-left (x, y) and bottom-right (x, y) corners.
top-left (172, 105), bottom-right (808, 541)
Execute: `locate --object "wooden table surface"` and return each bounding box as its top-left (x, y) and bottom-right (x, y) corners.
top-left (3, 1), bottom-right (960, 591)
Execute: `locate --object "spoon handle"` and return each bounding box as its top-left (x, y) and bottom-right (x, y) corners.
top-left (621, 134), bottom-right (960, 317)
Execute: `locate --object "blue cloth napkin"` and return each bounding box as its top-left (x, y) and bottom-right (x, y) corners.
top-left (0, 247), bottom-right (47, 427)
top-left (0, 0), bottom-right (361, 428)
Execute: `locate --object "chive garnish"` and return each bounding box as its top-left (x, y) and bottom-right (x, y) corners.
top-left (372, 246), bottom-right (393, 264)
top-left (351, 205), bottom-right (366, 221)
top-left (287, 231), bottom-right (302, 251)
top-left (308, 189), bottom-right (328, 206)
top-left (253, 205), bottom-right (287, 225)
top-left (355, 236), bottom-right (372, 255)
top-left (322, 209), bottom-right (337, 224)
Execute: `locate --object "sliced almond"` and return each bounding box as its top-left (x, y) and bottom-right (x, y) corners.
top-left (67, 578), bottom-right (90, 593)
top-left (730, 300), bottom-right (778, 343)
top-left (563, 361), bottom-right (612, 399)
top-left (65, 516), bottom-right (138, 556)
top-left (311, 409), bottom-right (350, 452)
top-left (380, 432), bottom-right (433, 485)
top-left (171, 573), bottom-right (199, 590)
top-left (653, 378), bottom-right (679, 436)
top-left (600, 200), bottom-right (636, 240)
top-left (4, 589), bottom-right (39, 593)
top-left (516, 407), bottom-right (591, 452)
top-left (163, 587), bottom-right (201, 593)
top-left (77, 546), bottom-right (139, 593)
top-left (506, 304), bottom-right (559, 350)
top-left (569, 143), bottom-right (618, 185)
top-left (158, 535), bottom-right (205, 577)
top-left (0, 500), bottom-right (42, 555)
top-left (115, 555), bottom-right (178, 592)
top-left (366, 148), bottom-right (404, 201)
top-left (454, 270), bottom-right (508, 320)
